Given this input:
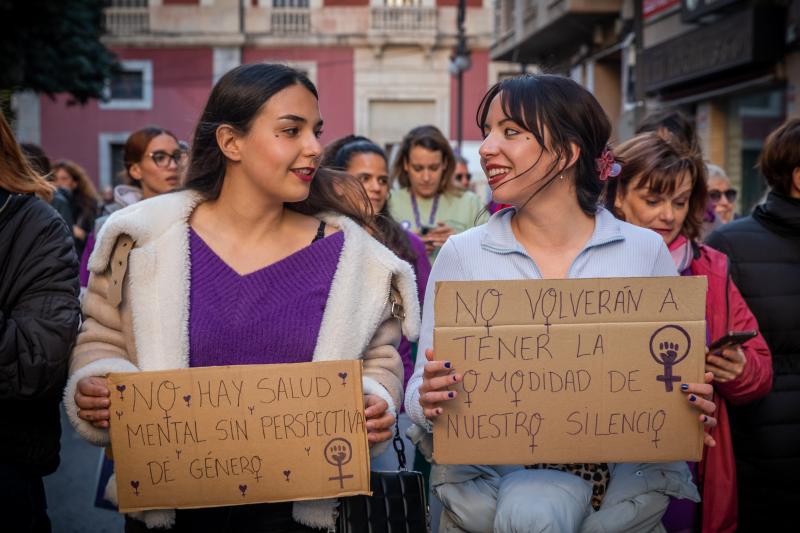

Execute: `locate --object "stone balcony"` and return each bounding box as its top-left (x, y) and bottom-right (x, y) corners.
top-left (104, 5), bottom-right (149, 37)
top-left (369, 6), bottom-right (437, 34)
top-left (491, 0), bottom-right (623, 62)
top-left (269, 7), bottom-right (312, 34)
top-left (102, 4), bottom-right (491, 50)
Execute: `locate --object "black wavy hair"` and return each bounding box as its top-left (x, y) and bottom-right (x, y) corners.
top-left (184, 63), bottom-right (374, 231)
top-left (476, 74), bottom-right (612, 215)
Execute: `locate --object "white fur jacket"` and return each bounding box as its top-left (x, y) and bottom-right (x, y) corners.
top-left (63, 190), bottom-right (420, 531)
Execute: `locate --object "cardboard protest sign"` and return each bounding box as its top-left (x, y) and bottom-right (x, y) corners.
top-left (107, 361), bottom-right (370, 512)
top-left (433, 277), bottom-right (707, 465)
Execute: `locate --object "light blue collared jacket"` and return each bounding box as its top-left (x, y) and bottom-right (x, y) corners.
top-left (404, 207), bottom-right (700, 533)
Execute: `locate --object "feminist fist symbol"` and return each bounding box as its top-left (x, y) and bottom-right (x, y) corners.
top-left (330, 444), bottom-right (348, 464)
top-left (659, 342), bottom-right (680, 363)
top-left (650, 325), bottom-right (690, 392)
top-left (324, 438), bottom-right (353, 489)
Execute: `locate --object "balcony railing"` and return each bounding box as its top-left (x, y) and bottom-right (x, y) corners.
top-left (104, 7), bottom-right (150, 36)
top-left (369, 6), bottom-right (437, 33)
top-left (271, 8), bottom-right (311, 34)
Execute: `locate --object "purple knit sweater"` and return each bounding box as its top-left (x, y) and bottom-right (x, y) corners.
top-left (188, 228), bottom-right (344, 368)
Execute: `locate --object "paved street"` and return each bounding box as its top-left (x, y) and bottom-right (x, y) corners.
top-left (44, 407), bottom-right (124, 533)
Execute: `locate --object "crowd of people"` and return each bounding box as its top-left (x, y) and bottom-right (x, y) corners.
top-left (1, 63), bottom-right (798, 533)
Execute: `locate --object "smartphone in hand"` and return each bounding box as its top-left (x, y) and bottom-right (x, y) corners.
top-left (708, 330), bottom-right (757, 352)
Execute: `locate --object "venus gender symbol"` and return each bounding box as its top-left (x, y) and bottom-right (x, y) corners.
top-left (649, 325), bottom-right (691, 392)
top-left (324, 438), bottom-right (353, 489)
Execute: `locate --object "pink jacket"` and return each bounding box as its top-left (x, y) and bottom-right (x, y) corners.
top-left (692, 244), bottom-right (773, 533)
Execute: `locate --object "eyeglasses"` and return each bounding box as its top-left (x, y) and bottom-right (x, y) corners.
top-left (708, 188), bottom-right (737, 203)
top-left (455, 173), bottom-right (471, 183)
top-left (149, 150), bottom-right (188, 168)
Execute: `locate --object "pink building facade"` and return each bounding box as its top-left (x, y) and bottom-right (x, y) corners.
top-left (16, 0), bottom-right (516, 191)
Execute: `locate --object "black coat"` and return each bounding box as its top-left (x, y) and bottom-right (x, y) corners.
top-left (0, 189), bottom-right (81, 475)
top-left (706, 192), bottom-right (800, 515)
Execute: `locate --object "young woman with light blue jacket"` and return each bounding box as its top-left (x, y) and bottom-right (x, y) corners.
top-left (405, 75), bottom-right (718, 533)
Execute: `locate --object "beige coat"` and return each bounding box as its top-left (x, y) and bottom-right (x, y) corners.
top-left (63, 190), bottom-right (420, 531)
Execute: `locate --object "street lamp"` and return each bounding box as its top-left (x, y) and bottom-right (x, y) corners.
top-left (449, 0), bottom-right (471, 155)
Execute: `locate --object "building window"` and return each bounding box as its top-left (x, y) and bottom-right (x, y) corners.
top-left (272, 0), bottom-right (309, 6)
top-left (384, 0), bottom-right (423, 6)
top-left (99, 60), bottom-right (153, 110)
top-left (99, 133), bottom-right (132, 189)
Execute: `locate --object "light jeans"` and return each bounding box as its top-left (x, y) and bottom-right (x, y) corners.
top-left (435, 466), bottom-right (593, 533)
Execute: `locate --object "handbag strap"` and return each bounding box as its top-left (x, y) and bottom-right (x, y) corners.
top-left (392, 420), bottom-right (407, 471)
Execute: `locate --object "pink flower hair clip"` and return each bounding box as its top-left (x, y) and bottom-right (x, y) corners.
top-left (596, 147), bottom-right (621, 181)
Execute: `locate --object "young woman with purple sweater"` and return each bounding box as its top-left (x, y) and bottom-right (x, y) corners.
top-left (63, 64), bottom-right (420, 533)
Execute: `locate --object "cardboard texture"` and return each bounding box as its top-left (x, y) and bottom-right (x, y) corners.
top-left (432, 277), bottom-right (707, 465)
top-left (107, 361), bottom-right (370, 512)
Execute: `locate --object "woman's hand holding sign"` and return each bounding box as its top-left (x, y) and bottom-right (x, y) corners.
top-left (419, 349), bottom-right (462, 420)
top-left (364, 394), bottom-right (394, 446)
top-left (75, 376), bottom-right (111, 429)
top-left (682, 372), bottom-right (718, 447)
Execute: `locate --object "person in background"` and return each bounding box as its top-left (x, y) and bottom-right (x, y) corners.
top-left (65, 64), bottom-right (415, 533)
top-left (451, 155), bottom-right (471, 191)
top-left (705, 118), bottom-right (800, 531)
top-left (0, 112), bottom-right (81, 533)
top-left (79, 126), bottom-right (185, 287)
top-left (607, 132), bottom-right (772, 533)
top-left (406, 75), bottom-right (718, 533)
top-left (99, 185), bottom-right (114, 207)
top-left (323, 134), bottom-right (431, 469)
top-left (636, 109), bottom-right (699, 151)
top-left (706, 164), bottom-right (737, 224)
top-left (388, 125), bottom-right (488, 260)
top-left (637, 110), bottom-right (724, 242)
top-left (52, 160), bottom-right (100, 258)
top-left (19, 142), bottom-right (73, 228)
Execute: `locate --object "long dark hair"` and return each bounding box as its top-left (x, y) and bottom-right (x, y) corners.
top-left (184, 63), bottom-right (374, 229)
top-left (604, 133), bottom-right (707, 241)
top-left (53, 159), bottom-right (100, 216)
top-left (476, 74), bottom-right (612, 215)
top-left (322, 135), bottom-right (417, 265)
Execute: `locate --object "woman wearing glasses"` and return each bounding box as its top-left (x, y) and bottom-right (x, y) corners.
top-left (79, 127), bottom-right (186, 286)
top-left (706, 164), bottom-right (738, 224)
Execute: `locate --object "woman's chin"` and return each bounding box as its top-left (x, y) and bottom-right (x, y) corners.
top-left (412, 188), bottom-right (438, 199)
top-left (490, 189), bottom-right (516, 206)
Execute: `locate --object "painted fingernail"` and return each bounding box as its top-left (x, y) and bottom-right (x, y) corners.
top-left (452, 375), bottom-right (458, 381)
top-left (448, 392), bottom-right (454, 398)
top-left (689, 394), bottom-right (697, 402)
top-left (703, 415), bottom-right (708, 422)
top-left (437, 408), bottom-right (443, 415)
top-left (680, 384), bottom-right (689, 391)
top-left (444, 361), bottom-right (451, 369)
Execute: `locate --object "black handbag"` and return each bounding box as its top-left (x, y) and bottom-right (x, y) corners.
top-left (337, 422), bottom-right (430, 533)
